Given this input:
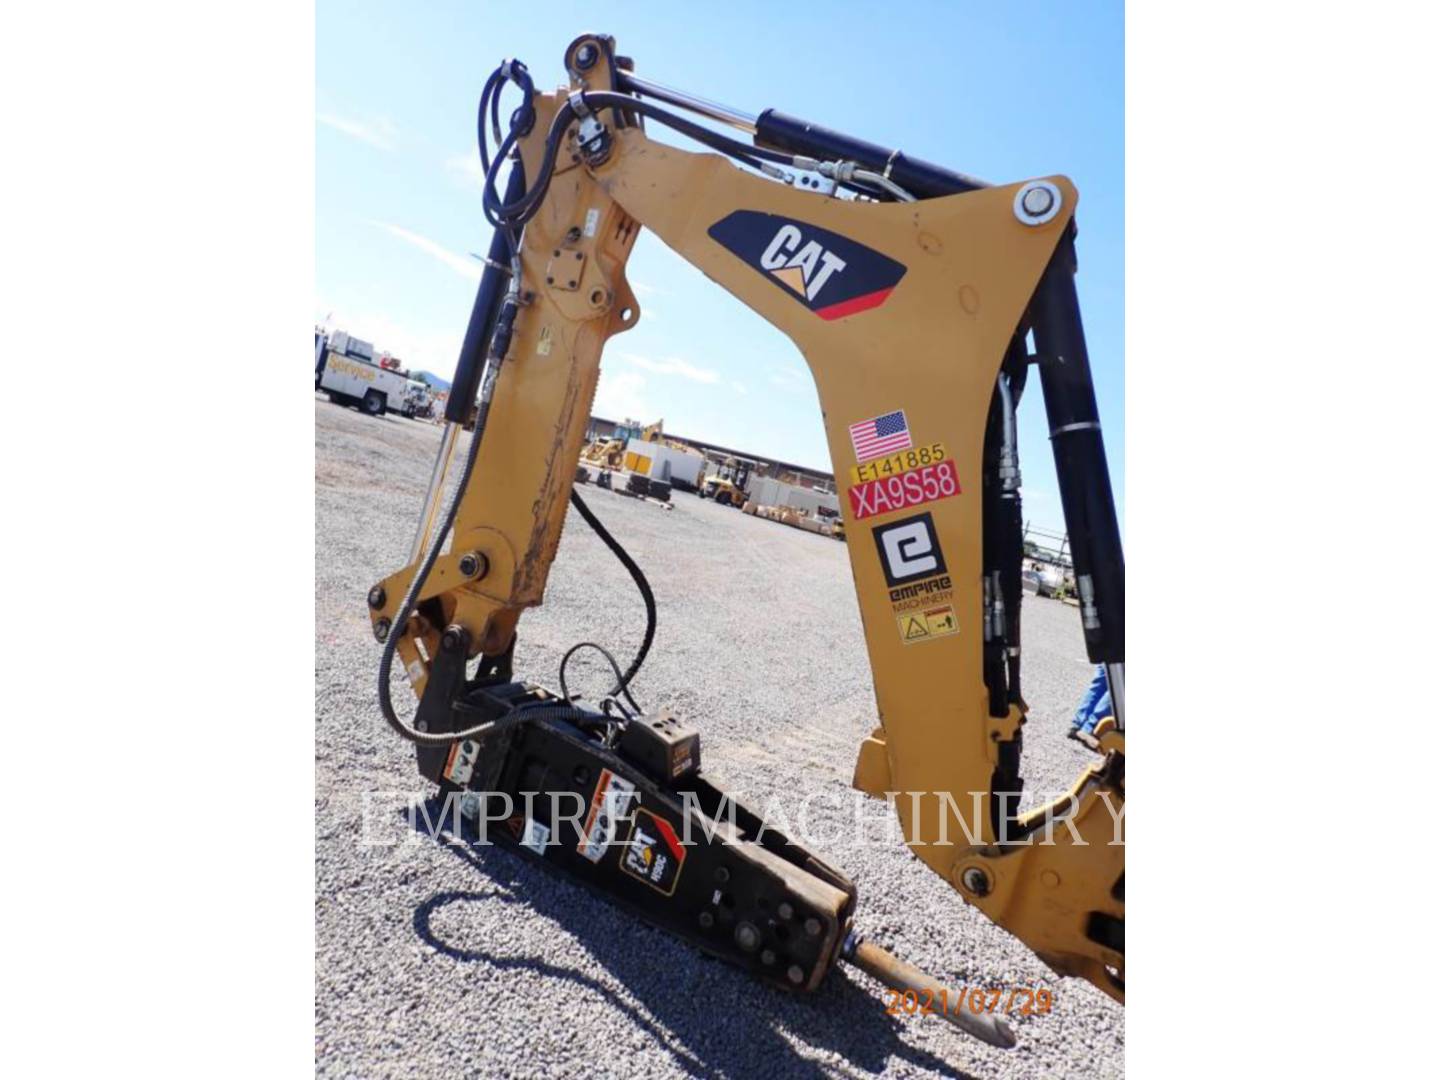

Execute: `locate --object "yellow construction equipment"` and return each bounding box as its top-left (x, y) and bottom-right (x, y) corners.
top-left (367, 35), bottom-right (1123, 1050)
top-left (579, 436), bottom-right (625, 469)
top-left (698, 475), bottom-right (745, 507)
top-left (581, 417), bottom-right (676, 472)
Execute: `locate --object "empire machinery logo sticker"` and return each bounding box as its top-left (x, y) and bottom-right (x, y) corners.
top-left (707, 211), bottom-right (908, 320)
top-left (873, 512), bottom-right (947, 587)
top-left (872, 511), bottom-right (960, 645)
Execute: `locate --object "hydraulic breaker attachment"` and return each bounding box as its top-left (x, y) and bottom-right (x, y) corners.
top-left (412, 664), bottom-right (1015, 1046)
top-left (419, 672), bottom-right (856, 994)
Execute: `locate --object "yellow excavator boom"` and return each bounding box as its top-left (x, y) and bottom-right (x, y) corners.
top-left (365, 35), bottom-right (1124, 1046)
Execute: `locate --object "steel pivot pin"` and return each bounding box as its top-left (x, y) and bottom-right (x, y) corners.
top-left (1013, 180), bottom-right (1062, 226)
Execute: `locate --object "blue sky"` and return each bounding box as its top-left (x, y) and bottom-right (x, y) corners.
top-left (317, 0), bottom-right (1123, 534)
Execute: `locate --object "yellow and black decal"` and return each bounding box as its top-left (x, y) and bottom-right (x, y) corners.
top-left (707, 211), bottom-right (907, 320)
top-left (621, 808), bottom-right (687, 896)
top-left (896, 603), bottom-right (959, 644)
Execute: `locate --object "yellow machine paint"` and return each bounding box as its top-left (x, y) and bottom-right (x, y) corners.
top-left (369, 37), bottom-right (1123, 1003)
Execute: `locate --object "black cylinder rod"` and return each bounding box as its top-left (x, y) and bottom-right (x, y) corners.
top-left (1029, 234), bottom-right (1125, 664)
top-left (445, 164), bottom-right (527, 424)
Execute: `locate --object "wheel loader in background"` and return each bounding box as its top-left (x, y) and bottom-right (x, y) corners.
top-left (579, 416), bottom-right (646, 469)
top-left (365, 34), bottom-right (1124, 1053)
top-left (579, 435), bottom-right (626, 469)
top-left (580, 416), bottom-right (666, 470)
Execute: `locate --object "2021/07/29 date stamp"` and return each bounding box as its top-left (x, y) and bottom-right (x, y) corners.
top-left (883, 986), bottom-right (1055, 1017)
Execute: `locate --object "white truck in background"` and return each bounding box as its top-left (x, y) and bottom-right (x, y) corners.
top-left (400, 378), bottom-right (434, 420)
top-left (315, 330), bottom-right (429, 418)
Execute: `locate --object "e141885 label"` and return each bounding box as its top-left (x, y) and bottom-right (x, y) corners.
top-left (850, 442), bottom-right (947, 484)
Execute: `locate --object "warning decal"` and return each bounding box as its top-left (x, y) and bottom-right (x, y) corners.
top-left (621, 808), bottom-right (687, 896)
top-left (577, 769), bottom-right (638, 863)
top-left (896, 604), bottom-right (960, 644)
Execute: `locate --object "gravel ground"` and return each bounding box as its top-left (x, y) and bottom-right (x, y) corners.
top-left (315, 397), bottom-right (1124, 1079)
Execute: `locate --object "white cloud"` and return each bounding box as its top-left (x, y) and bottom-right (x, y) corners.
top-left (371, 222), bottom-right (482, 282)
top-left (731, 380), bottom-right (748, 395)
top-left (630, 280), bottom-right (660, 296)
top-left (620, 353), bottom-right (719, 385)
top-left (769, 365), bottom-right (810, 391)
top-left (317, 112), bottom-right (397, 151)
top-left (445, 150), bottom-right (485, 187)
top-left (593, 370), bottom-right (650, 420)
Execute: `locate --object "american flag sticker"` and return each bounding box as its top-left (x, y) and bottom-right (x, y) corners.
top-left (849, 410), bottom-right (912, 461)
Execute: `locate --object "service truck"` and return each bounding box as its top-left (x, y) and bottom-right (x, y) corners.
top-left (315, 331), bottom-right (424, 418)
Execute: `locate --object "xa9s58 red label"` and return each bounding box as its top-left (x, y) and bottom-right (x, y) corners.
top-left (849, 460), bottom-right (961, 520)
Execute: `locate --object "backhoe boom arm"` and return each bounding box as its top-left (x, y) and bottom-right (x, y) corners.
top-left (367, 33), bottom-right (1125, 1017)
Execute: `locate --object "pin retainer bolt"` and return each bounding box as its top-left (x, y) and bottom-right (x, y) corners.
top-left (735, 923), bottom-right (761, 952)
top-left (961, 866), bottom-right (991, 896)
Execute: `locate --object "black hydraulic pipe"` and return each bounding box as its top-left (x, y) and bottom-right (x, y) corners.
top-left (445, 164), bottom-right (527, 424)
top-left (753, 110), bottom-right (988, 198)
top-left (980, 394), bottom-right (1008, 719)
top-left (1000, 489), bottom-right (1024, 700)
top-left (998, 352), bottom-right (1027, 707)
top-left (1029, 233), bottom-right (1125, 664)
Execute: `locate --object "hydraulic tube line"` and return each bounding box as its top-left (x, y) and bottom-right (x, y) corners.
top-left (409, 422), bottom-right (460, 563)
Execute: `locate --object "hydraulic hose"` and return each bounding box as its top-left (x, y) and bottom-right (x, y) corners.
top-left (477, 72), bottom-right (908, 240)
top-left (568, 490), bottom-right (656, 699)
top-left (377, 359), bottom-right (508, 747)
